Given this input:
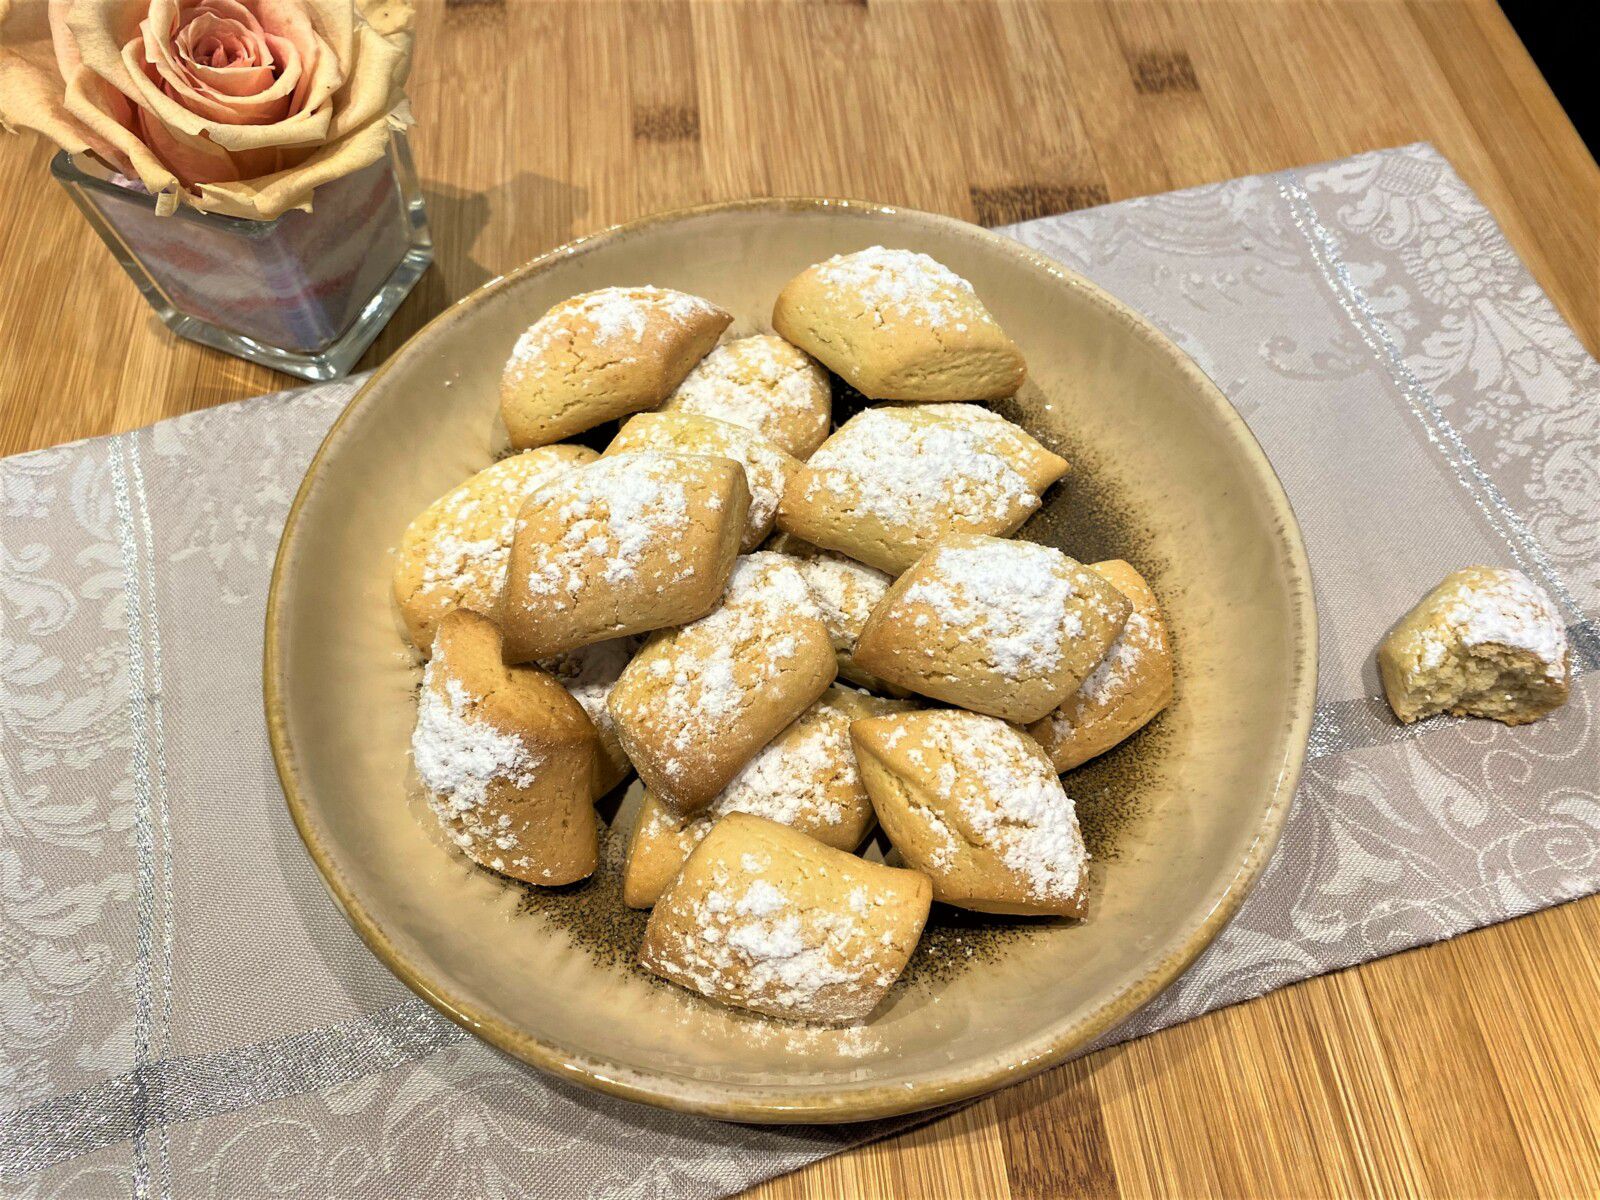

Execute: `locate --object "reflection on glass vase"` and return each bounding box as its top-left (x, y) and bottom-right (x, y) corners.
top-left (52, 130), bottom-right (433, 382)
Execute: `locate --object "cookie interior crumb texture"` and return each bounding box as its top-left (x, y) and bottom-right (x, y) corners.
top-left (1378, 565), bottom-right (1570, 726)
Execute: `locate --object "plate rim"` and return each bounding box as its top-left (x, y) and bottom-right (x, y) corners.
top-left (264, 196), bottom-right (1319, 1124)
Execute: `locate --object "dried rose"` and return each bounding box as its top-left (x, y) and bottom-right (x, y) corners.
top-left (0, 0), bottom-right (413, 217)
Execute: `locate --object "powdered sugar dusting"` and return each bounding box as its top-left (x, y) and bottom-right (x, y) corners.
top-left (618, 553), bottom-right (827, 783)
top-left (667, 335), bottom-right (829, 440)
top-left (1078, 611), bottom-right (1158, 706)
top-left (923, 712), bottom-right (1087, 901)
top-left (812, 246), bottom-right (977, 330)
top-left (1445, 568), bottom-right (1568, 673)
top-left (404, 451), bottom-right (587, 625)
top-left (802, 406), bottom-right (1039, 531)
top-left (515, 453), bottom-right (693, 606)
top-left (707, 691), bottom-right (865, 827)
top-left (411, 651), bottom-right (541, 858)
top-left (792, 551), bottom-right (892, 655)
top-left (899, 540), bottom-right (1095, 679)
top-left (540, 638), bottom-right (635, 762)
top-left (654, 865), bottom-right (901, 1021)
top-left (611, 414), bottom-right (792, 541)
top-left (507, 286), bottom-right (720, 378)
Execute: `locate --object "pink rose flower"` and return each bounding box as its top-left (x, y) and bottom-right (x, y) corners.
top-left (0, 0), bottom-right (413, 217)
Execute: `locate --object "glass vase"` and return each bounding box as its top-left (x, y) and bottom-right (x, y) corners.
top-left (51, 130), bottom-right (433, 382)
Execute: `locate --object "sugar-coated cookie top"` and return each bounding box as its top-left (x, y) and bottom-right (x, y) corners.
top-left (506, 286), bottom-right (723, 379)
top-left (667, 335), bottom-right (829, 444)
top-left (633, 553), bottom-right (825, 780)
top-left (708, 688), bottom-right (875, 828)
top-left (878, 711), bottom-right (1087, 902)
top-left (411, 649), bottom-right (541, 867)
top-left (1421, 566), bottom-right (1568, 673)
top-left (413, 450), bottom-right (587, 596)
top-left (608, 412), bottom-right (792, 542)
top-left (517, 452), bottom-right (699, 603)
top-left (812, 246), bottom-right (977, 330)
top-left (898, 539), bottom-right (1118, 682)
top-left (803, 405), bottom-right (1040, 528)
top-left (680, 871), bottom-right (885, 1014)
top-left (790, 551), bottom-right (892, 650)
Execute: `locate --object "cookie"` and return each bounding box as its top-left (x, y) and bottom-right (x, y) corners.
top-left (608, 552), bottom-right (837, 813)
top-left (1378, 566), bottom-right (1570, 725)
top-left (661, 334), bottom-right (832, 459)
top-left (621, 684), bottom-right (916, 908)
top-left (852, 709), bottom-right (1089, 917)
top-left (498, 451), bottom-right (749, 661)
top-left (776, 404), bottom-right (1068, 574)
top-left (500, 286), bottom-right (731, 448)
top-left (769, 536), bottom-right (902, 693)
top-left (772, 246), bottom-right (1025, 401)
top-left (853, 535), bottom-right (1132, 723)
top-left (1028, 560), bottom-right (1174, 771)
top-left (392, 445), bottom-right (596, 653)
top-left (638, 813), bottom-right (932, 1023)
top-left (604, 411), bottom-right (799, 551)
top-left (538, 638), bottom-right (638, 797)
top-left (411, 610), bottom-right (598, 886)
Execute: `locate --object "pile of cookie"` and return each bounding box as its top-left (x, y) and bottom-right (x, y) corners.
top-left (395, 247), bottom-right (1174, 1025)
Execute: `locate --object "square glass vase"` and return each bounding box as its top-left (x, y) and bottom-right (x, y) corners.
top-left (52, 131), bottom-right (433, 381)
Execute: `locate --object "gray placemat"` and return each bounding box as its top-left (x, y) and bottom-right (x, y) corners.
top-left (2, 142), bottom-right (1596, 1198)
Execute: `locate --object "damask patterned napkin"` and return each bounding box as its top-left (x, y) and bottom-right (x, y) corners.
top-left (3, 143), bottom-right (1596, 1199)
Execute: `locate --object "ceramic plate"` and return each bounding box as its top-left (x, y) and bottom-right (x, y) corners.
top-left (266, 199), bottom-right (1316, 1123)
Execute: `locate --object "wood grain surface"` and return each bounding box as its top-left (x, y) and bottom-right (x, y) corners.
top-left (2, 2), bottom-right (1596, 1196)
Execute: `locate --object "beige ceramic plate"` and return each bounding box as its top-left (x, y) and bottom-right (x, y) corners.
top-left (266, 199), bottom-right (1316, 1123)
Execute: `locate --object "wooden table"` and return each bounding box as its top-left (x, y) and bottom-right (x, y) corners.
top-left (3, 2), bottom-right (1596, 1195)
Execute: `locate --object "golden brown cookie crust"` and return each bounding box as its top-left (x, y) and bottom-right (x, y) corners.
top-left (776, 404), bottom-right (1068, 575)
top-left (621, 684), bottom-right (916, 908)
top-left (498, 451), bottom-right (750, 661)
top-left (411, 610), bottom-right (599, 886)
top-left (854, 535), bottom-right (1132, 723)
top-left (608, 552), bottom-right (838, 813)
top-left (1028, 560), bottom-right (1174, 771)
top-left (772, 247), bottom-right (1025, 401)
top-left (853, 709), bottom-right (1089, 917)
top-left (500, 286), bottom-right (731, 448)
top-left (605, 411), bottom-right (799, 552)
top-left (638, 813), bottom-right (933, 1022)
top-left (661, 334), bottom-right (832, 459)
top-left (1378, 566), bottom-right (1570, 725)
top-left (392, 445), bottom-right (596, 654)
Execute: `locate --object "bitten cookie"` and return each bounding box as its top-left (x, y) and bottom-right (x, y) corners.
top-left (500, 286), bottom-right (731, 448)
top-left (768, 533), bottom-right (900, 693)
top-left (608, 552), bottom-right (838, 813)
top-left (539, 638), bottom-right (637, 797)
top-left (776, 404), bottom-right (1068, 574)
top-left (1378, 566), bottom-right (1570, 726)
top-left (854, 535), bottom-right (1132, 723)
top-left (622, 685), bottom-right (916, 908)
top-left (852, 709), bottom-right (1089, 917)
top-left (638, 813), bottom-right (932, 1023)
top-left (1028, 560), bottom-right (1173, 771)
top-left (410, 610), bottom-right (598, 885)
top-left (772, 246), bottom-right (1026, 401)
top-left (661, 334), bottom-right (832, 459)
top-left (498, 451), bottom-right (749, 661)
top-left (392, 445), bottom-right (596, 653)
top-left (605, 411), bottom-right (799, 551)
